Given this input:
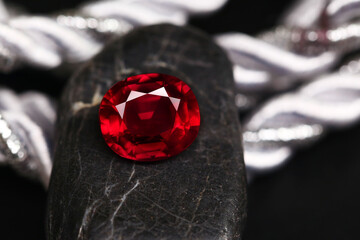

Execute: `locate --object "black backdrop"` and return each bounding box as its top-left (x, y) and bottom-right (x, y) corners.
top-left (1, 0), bottom-right (360, 239)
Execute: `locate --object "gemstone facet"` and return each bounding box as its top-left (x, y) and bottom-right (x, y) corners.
top-left (99, 73), bottom-right (200, 161)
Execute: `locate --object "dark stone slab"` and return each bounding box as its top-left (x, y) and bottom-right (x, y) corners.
top-left (47, 24), bottom-right (247, 240)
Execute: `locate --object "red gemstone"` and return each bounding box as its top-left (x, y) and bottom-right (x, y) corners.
top-left (99, 73), bottom-right (200, 161)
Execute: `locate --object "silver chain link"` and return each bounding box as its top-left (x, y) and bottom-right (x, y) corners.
top-left (0, 0), bottom-right (227, 72)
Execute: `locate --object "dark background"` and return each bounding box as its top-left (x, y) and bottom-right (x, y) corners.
top-left (1, 0), bottom-right (360, 239)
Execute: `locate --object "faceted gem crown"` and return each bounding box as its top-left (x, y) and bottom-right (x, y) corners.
top-left (99, 73), bottom-right (200, 161)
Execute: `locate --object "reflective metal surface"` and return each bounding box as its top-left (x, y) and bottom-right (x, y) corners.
top-left (244, 70), bottom-right (360, 175)
top-left (0, 0), bottom-right (228, 71)
top-left (0, 89), bottom-right (55, 187)
top-left (215, 33), bottom-right (337, 93)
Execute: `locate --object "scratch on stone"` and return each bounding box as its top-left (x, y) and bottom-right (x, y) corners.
top-left (72, 85), bottom-right (102, 113)
top-left (137, 192), bottom-right (192, 224)
top-left (77, 199), bottom-right (101, 239)
top-left (214, 85), bottom-right (234, 98)
top-left (144, 60), bottom-right (177, 71)
top-left (105, 160), bottom-right (114, 186)
top-left (104, 183), bottom-right (119, 197)
top-left (116, 58), bottom-right (137, 78)
top-left (76, 151), bottom-right (83, 182)
top-left (185, 175), bottom-right (209, 236)
top-left (145, 32), bottom-right (175, 66)
top-left (152, 36), bottom-right (172, 62)
top-left (137, 191), bottom-right (219, 234)
top-left (170, 40), bottom-right (213, 68)
top-left (128, 164), bottom-right (136, 182)
top-left (182, 59), bottom-right (213, 68)
top-left (107, 180), bottom-right (140, 239)
top-left (104, 159), bottom-right (116, 197)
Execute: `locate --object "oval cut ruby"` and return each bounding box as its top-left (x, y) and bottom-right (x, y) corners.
top-left (99, 73), bottom-right (200, 161)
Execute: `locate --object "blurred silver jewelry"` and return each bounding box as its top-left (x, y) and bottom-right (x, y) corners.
top-left (244, 61), bottom-right (360, 179)
top-left (0, 0), bottom-right (227, 72)
top-left (0, 89), bottom-right (55, 187)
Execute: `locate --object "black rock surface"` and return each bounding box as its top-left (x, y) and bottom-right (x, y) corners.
top-left (47, 24), bottom-right (247, 240)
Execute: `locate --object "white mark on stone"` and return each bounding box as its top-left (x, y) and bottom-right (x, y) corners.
top-left (72, 86), bottom-right (102, 113)
top-left (128, 165), bottom-right (136, 182)
top-left (108, 180), bottom-right (140, 239)
top-left (77, 199), bottom-right (101, 239)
